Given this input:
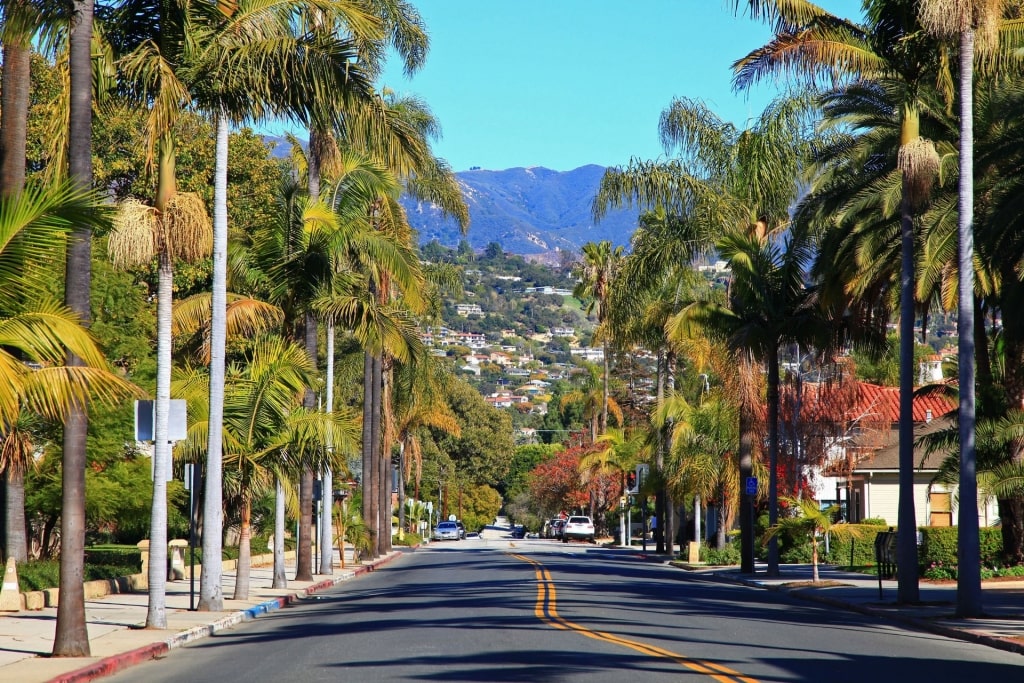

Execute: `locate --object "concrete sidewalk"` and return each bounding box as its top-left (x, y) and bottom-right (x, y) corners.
top-left (691, 562), bottom-right (1024, 656)
top-left (0, 549), bottom-right (404, 683)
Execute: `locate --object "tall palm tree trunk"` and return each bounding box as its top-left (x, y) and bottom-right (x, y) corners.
top-left (955, 24), bottom-right (982, 618)
top-left (295, 312), bottom-right (318, 582)
top-left (200, 111), bottom-right (230, 611)
top-left (0, 39), bottom-right (29, 195)
top-left (54, 0), bottom-right (94, 657)
top-left (3, 469), bottom-right (27, 562)
top-left (272, 476), bottom-right (286, 588)
top-left (372, 355), bottom-right (386, 556)
top-left (766, 344), bottom-right (781, 577)
top-left (320, 322), bottom-right (335, 575)
top-left (897, 185), bottom-right (921, 603)
top-left (296, 467), bottom-right (314, 580)
top-left (146, 248), bottom-right (173, 629)
top-left (361, 352), bottom-right (374, 555)
top-left (233, 497), bottom-right (252, 600)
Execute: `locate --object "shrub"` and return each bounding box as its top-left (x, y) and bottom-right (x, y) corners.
top-left (861, 518), bottom-right (889, 526)
top-left (923, 561), bottom-right (956, 580)
top-left (701, 542), bottom-right (740, 566)
top-left (393, 532), bottom-right (422, 547)
top-left (780, 540), bottom-right (813, 564)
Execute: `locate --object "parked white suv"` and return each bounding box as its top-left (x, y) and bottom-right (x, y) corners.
top-left (562, 516), bottom-right (595, 543)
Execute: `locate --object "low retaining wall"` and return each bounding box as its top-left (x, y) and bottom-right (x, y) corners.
top-left (15, 551), bottom-right (295, 611)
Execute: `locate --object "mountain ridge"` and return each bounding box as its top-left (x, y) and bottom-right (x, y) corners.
top-left (403, 164), bottom-right (639, 255)
top-left (263, 136), bottom-right (639, 256)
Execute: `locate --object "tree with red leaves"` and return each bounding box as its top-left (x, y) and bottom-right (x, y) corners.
top-left (528, 445), bottom-right (590, 517)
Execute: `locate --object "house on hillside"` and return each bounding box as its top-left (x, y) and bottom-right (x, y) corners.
top-left (569, 347), bottom-right (604, 362)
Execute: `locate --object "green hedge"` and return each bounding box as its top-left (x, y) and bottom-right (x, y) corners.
top-left (84, 546), bottom-right (142, 572)
top-left (18, 561), bottom-right (132, 593)
top-left (919, 526), bottom-right (1004, 568)
top-left (822, 524), bottom-right (886, 567)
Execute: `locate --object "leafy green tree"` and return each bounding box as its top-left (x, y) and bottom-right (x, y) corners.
top-left (458, 484), bottom-right (502, 532)
top-left (107, 189), bottom-right (211, 629)
top-left (504, 443), bottom-right (562, 500)
top-left (661, 396), bottom-right (742, 550)
top-left (426, 379), bottom-right (514, 488)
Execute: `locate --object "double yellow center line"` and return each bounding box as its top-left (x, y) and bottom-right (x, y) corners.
top-left (510, 554), bottom-right (759, 683)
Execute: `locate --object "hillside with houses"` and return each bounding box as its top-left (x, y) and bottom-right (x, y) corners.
top-left (419, 240), bottom-right (640, 444)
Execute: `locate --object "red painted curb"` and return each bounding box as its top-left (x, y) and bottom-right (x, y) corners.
top-left (50, 641), bottom-right (169, 683)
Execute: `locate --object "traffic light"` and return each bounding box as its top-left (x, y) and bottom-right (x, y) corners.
top-left (625, 471), bottom-right (638, 494)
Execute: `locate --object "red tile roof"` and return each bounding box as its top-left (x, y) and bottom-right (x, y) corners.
top-left (779, 381), bottom-right (956, 426)
top-left (851, 383), bottom-right (955, 423)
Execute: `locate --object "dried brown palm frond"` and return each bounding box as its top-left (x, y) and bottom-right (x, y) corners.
top-left (163, 192), bottom-right (212, 262)
top-left (919, 0), bottom-right (1003, 50)
top-left (897, 137), bottom-right (940, 207)
top-left (919, 0), bottom-right (974, 37)
top-left (109, 199), bottom-right (158, 269)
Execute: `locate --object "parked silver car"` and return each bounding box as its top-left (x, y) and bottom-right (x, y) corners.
top-left (433, 521), bottom-right (461, 541)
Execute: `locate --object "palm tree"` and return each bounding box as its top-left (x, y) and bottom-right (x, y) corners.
top-left (675, 226), bottom-right (826, 576)
top-left (391, 356), bottom-right (460, 535)
top-left (53, 0), bottom-right (98, 656)
top-left (596, 93), bottom-right (818, 570)
top-left (296, 0), bottom-right (431, 563)
top-left (763, 497), bottom-right (863, 583)
top-left (103, 0), bottom-right (381, 607)
top-left (107, 194), bottom-right (211, 629)
top-left (0, 180), bottom-right (138, 571)
top-left (200, 0), bottom-right (376, 588)
top-left (917, 0), bottom-right (1024, 619)
top-left (733, 0), bottom-right (949, 602)
top-left (660, 395), bottom-right (743, 551)
top-left (574, 241), bottom-right (624, 436)
top-left (0, 414), bottom-right (38, 563)
top-left (583, 427), bottom-right (643, 537)
top-left (321, 92), bottom-right (466, 558)
top-left (560, 363), bottom-right (624, 445)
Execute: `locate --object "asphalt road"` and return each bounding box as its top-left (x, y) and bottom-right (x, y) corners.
top-left (109, 538), bottom-right (1024, 682)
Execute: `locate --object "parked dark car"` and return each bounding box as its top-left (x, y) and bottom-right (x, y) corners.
top-left (511, 525), bottom-right (526, 539)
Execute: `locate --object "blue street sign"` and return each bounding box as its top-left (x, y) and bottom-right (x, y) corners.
top-left (745, 477), bottom-right (758, 495)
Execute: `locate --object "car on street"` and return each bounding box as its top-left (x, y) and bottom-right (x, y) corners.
top-left (510, 524), bottom-right (526, 539)
top-left (562, 515), bottom-right (595, 543)
top-left (454, 520), bottom-right (467, 539)
top-left (433, 521), bottom-right (461, 541)
top-left (545, 518), bottom-right (565, 539)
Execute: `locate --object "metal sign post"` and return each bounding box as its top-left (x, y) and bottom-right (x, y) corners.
top-left (184, 464), bottom-right (199, 611)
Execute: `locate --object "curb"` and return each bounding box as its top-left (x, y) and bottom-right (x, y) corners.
top-left (49, 551), bottom-right (405, 683)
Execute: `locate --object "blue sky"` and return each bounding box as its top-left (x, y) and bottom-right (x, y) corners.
top-left (370, 0), bottom-right (864, 172)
